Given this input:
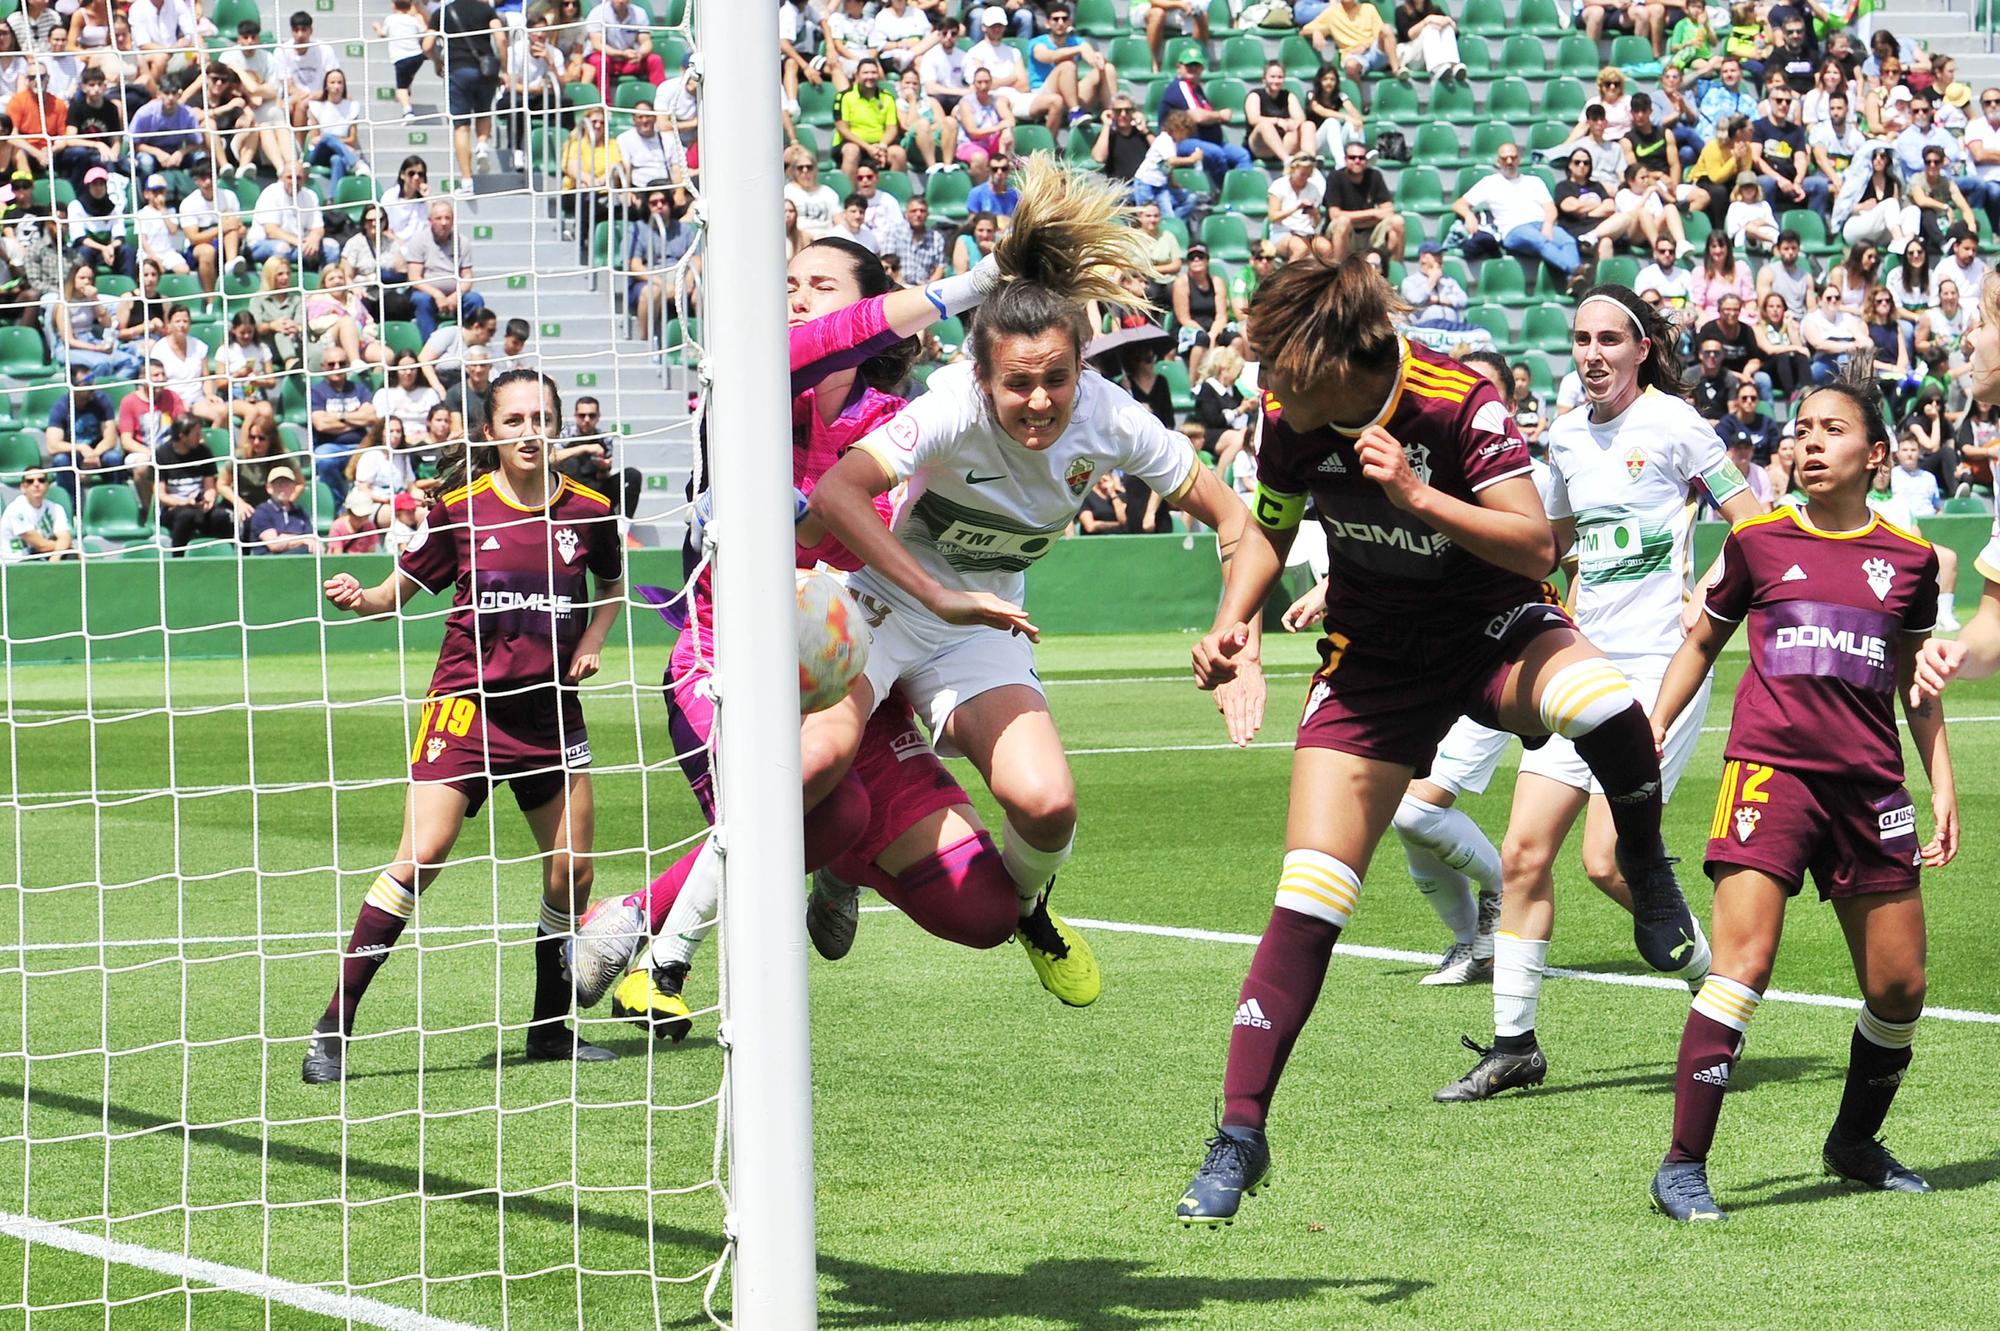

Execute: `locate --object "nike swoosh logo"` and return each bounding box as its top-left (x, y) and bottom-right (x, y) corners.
top-left (965, 471), bottom-right (1008, 485)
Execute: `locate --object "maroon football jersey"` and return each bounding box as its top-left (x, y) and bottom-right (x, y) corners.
top-left (1704, 506), bottom-right (1938, 784)
top-left (399, 473), bottom-right (624, 699)
top-left (1255, 340), bottom-right (1544, 637)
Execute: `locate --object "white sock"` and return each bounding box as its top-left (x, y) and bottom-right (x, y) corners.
top-left (651, 839), bottom-right (721, 970)
top-left (1676, 913), bottom-right (1713, 989)
top-left (1403, 843), bottom-right (1478, 945)
top-left (1000, 817), bottom-right (1073, 915)
top-left (1493, 933), bottom-right (1551, 1039)
top-left (1394, 794), bottom-right (1501, 893)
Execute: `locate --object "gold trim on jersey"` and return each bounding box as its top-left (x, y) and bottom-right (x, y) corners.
top-left (564, 477), bottom-right (613, 509)
top-left (1402, 359), bottom-right (1476, 405)
top-left (1730, 505), bottom-right (1928, 548)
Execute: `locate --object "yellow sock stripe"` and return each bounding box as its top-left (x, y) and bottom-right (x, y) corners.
top-left (1276, 851), bottom-right (1361, 927)
top-left (539, 902), bottom-right (578, 935)
top-left (1548, 679), bottom-right (1633, 733)
top-left (1281, 863), bottom-right (1360, 908)
top-left (364, 873), bottom-right (417, 919)
top-left (1856, 1005), bottom-right (1918, 1049)
top-left (1539, 662), bottom-right (1628, 731)
top-left (1692, 976), bottom-right (1762, 1032)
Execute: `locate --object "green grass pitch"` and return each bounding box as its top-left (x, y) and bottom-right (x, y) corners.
top-left (3, 628), bottom-right (1999, 1330)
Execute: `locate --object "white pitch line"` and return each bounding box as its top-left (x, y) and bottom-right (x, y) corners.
top-left (0, 1210), bottom-right (489, 1331)
top-left (862, 907), bottom-right (2000, 1027)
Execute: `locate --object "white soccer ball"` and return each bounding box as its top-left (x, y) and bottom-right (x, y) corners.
top-left (796, 569), bottom-right (870, 714)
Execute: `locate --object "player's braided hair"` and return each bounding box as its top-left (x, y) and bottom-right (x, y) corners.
top-left (1577, 283), bottom-right (1688, 399)
top-left (804, 236), bottom-right (920, 391)
top-left (1243, 254), bottom-right (1409, 384)
top-left (433, 369), bottom-right (562, 498)
top-left (970, 157), bottom-right (1161, 371)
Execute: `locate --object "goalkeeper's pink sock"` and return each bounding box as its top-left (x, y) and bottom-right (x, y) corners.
top-left (842, 831), bottom-right (1018, 950)
top-left (631, 774), bottom-right (871, 930)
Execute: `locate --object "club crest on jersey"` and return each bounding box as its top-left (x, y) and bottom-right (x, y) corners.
top-left (554, 526), bottom-right (580, 564)
top-left (1862, 556), bottom-right (1894, 602)
top-left (1734, 806), bottom-right (1760, 842)
top-left (1065, 459), bottom-right (1095, 496)
top-left (1403, 441), bottom-right (1433, 484)
top-left (425, 736), bottom-right (446, 764)
top-left (1623, 447), bottom-right (1647, 480)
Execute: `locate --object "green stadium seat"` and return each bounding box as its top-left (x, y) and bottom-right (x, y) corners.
top-left (1170, 166), bottom-right (1210, 195)
top-left (1160, 216), bottom-right (1191, 249)
top-left (1161, 36), bottom-right (1208, 73)
top-left (1597, 255), bottom-right (1641, 288)
top-left (1460, 0), bottom-right (1508, 37)
top-left (1429, 81), bottom-right (1479, 125)
top-left (1781, 209), bottom-right (1836, 256)
top-left (1465, 304), bottom-right (1512, 345)
top-left (1500, 35), bottom-right (1549, 81)
top-left (1372, 79), bottom-right (1420, 124)
top-left (875, 170), bottom-right (913, 204)
top-left (30, 176), bottom-right (75, 211)
top-left (1554, 35), bottom-right (1601, 78)
top-left (1219, 168), bottom-right (1269, 218)
top-left (1517, 0), bottom-right (1570, 36)
top-left (1452, 165), bottom-right (1490, 199)
top-left (1522, 302), bottom-right (1574, 353)
top-left (1400, 212), bottom-right (1428, 258)
top-left (183, 538), bottom-right (237, 558)
top-left (0, 326), bottom-right (53, 382)
top-left (309, 480), bottom-right (338, 535)
top-left (96, 273), bottom-right (136, 299)
top-left (796, 81), bottom-right (836, 128)
top-left (0, 429), bottom-right (41, 483)
top-left (382, 321), bottom-right (422, 360)
top-left (209, 0), bottom-right (259, 33)
top-left (1065, 124), bottom-right (1103, 169)
top-left (1108, 36), bottom-right (1154, 86)
top-left (1542, 81), bottom-right (1590, 121)
top-left (1608, 35), bottom-right (1654, 68)
top-left (1012, 124), bottom-right (1056, 158)
top-left (1074, 0), bottom-right (1120, 38)
top-left (931, 314), bottom-right (965, 353)
top-left (1468, 122), bottom-right (1518, 164)
top-left (1474, 259), bottom-right (1529, 305)
top-left (660, 318), bottom-right (701, 367)
top-left (1206, 77), bottom-right (1250, 119)
top-left (1218, 34), bottom-right (1267, 80)
top-left (81, 484), bottom-right (149, 543)
top-left (1526, 120), bottom-right (1573, 154)
top-left (230, 176), bottom-right (262, 211)
top-left (1459, 38), bottom-right (1492, 80)
top-left (1200, 213), bottom-right (1252, 262)
top-left (563, 80), bottom-right (602, 109)
top-left (1485, 78), bottom-right (1534, 127)
top-left (1394, 167), bottom-right (1444, 213)
top-left (1413, 123), bottom-right (1463, 167)
top-left (1443, 254), bottom-right (1473, 289)
top-left (926, 168), bottom-right (971, 223)
top-left (1277, 35), bottom-right (1320, 81)
top-left (1157, 356), bottom-right (1193, 413)
top-left (1941, 496), bottom-right (1988, 516)
top-left (16, 383), bottom-right (65, 425)
top-left (156, 272), bottom-right (208, 311)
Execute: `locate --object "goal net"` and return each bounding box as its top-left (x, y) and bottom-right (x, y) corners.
top-left (0, 1), bottom-right (808, 1325)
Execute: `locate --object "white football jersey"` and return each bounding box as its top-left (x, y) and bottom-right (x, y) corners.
top-left (1542, 387), bottom-right (1747, 658)
top-left (852, 362), bottom-right (1200, 617)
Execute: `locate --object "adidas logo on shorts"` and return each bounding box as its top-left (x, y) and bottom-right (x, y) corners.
top-left (1234, 998), bottom-right (1273, 1030)
top-left (1692, 1062), bottom-right (1731, 1088)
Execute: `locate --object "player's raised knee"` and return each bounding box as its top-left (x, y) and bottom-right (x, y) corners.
top-left (1536, 657), bottom-right (1638, 739)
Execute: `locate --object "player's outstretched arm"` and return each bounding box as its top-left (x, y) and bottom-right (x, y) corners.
top-left (1651, 610), bottom-right (1736, 755)
top-left (1356, 427), bottom-right (1557, 581)
top-left (1193, 514), bottom-right (1288, 692)
top-left (1900, 635), bottom-right (1959, 868)
top-left (324, 570), bottom-right (421, 618)
top-left (1174, 466), bottom-right (1265, 744)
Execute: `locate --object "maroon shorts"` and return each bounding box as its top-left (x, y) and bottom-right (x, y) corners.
top-left (848, 699), bottom-right (972, 865)
top-left (1704, 760), bottom-right (1922, 900)
top-left (1294, 601), bottom-right (1574, 775)
top-left (409, 688), bottom-right (590, 818)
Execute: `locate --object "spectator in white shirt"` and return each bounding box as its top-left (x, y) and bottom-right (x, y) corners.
top-left (869, 0), bottom-right (933, 73)
top-left (176, 162), bottom-right (243, 291)
top-left (963, 8), bottom-right (1035, 117)
top-left (127, 0), bottom-right (200, 93)
top-left (1934, 225), bottom-right (1991, 306)
top-left (273, 10), bottom-right (339, 136)
top-left (247, 158), bottom-right (337, 269)
top-left (583, 0), bottom-right (663, 92)
top-left (217, 17), bottom-right (290, 177)
top-left (134, 173), bottom-right (190, 274)
top-left (0, 468), bottom-right (74, 562)
top-left (1964, 86), bottom-right (2000, 239)
top-left (614, 100), bottom-right (688, 209)
top-left (783, 144), bottom-right (842, 238)
top-left (919, 14), bottom-right (969, 110)
top-left (1451, 142), bottom-right (1586, 291)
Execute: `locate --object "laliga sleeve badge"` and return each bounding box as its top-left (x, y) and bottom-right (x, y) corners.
top-left (888, 414), bottom-right (920, 451)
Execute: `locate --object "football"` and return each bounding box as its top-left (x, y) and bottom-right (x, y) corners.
top-left (796, 569), bottom-right (870, 714)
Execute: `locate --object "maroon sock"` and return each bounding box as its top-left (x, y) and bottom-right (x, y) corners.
top-left (1666, 1009), bottom-right (1743, 1164)
top-left (1571, 701), bottom-right (1665, 861)
top-left (1832, 1027), bottom-right (1913, 1142)
top-left (1221, 906), bottom-right (1342, 1132)
top-left (860, 832), bottom-right (1019, 950)
top-left (803, 772), bottom-right (870, 873)
top-left (322, 903), bottom-right (409, 1036)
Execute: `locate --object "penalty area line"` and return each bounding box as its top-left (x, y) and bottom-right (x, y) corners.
top-left (859, 908), bottom-right (2000, 1027)
top-left (0, 1209), bottom-right (489, 1331)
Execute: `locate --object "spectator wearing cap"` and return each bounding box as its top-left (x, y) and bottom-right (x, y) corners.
top-left (248, 464), bottom-right (320, 554)
top-left (1303, 0), bottom-right (1403, 103)
top-left (383, 491), bottom-right (426, 557)
top-left (157, 413), bottom-right (236, 552)
top-left (55, 65), bottom-right (125, 189)
top-left (1452, 142), bottom-right (1586, 294)
top-left (1170, 243), bottom-right (1236, 379)
top-left (964, 8), bottom-right (1063, 132)
top-left (1324, 141), bottom-right (1403, 264)
top-left (63, 165), bottom-right (126, 273)
top-left (1156, 51), bottom-right (1252, 186)
top-left (1266, 152), bottom-right (1323, 263)
top-left (128, 75), bottom-right (204, 178)
top-left (966, 157), bottom-right (1021, 218)
top-left (835, 57), bottom-right (909, 174)
top-left (583, 0), bottom-right (663, 94)
top-left (134, 173), bottom-right (191, 276)
top-left (1133, 0), bottom-right (1213, 75)
top-left (248, 158), bottom-right (337, 270)
top-left (405, 198), bottom-right (486, 342)
top-left (0, 467), bottom-right (74, 563)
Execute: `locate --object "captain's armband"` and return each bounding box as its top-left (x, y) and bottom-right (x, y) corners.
top-left (1253, 483), bottom-right (1306, 532)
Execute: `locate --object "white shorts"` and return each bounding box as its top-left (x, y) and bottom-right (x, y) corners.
top-left (995, 86), bottom-right (1041, 116)
top-left (1517, 657), bottom-right (1710, 801)
top-left (1426, 715), bottom-right (1517, 798)
top-left (1974, 530), bottom-right (2000, 584)
top-left (849, 572), bottom-right (1043, 750)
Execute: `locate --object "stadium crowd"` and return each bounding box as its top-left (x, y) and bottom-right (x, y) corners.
top-left (0, 0), bottom-right (1997, 562)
